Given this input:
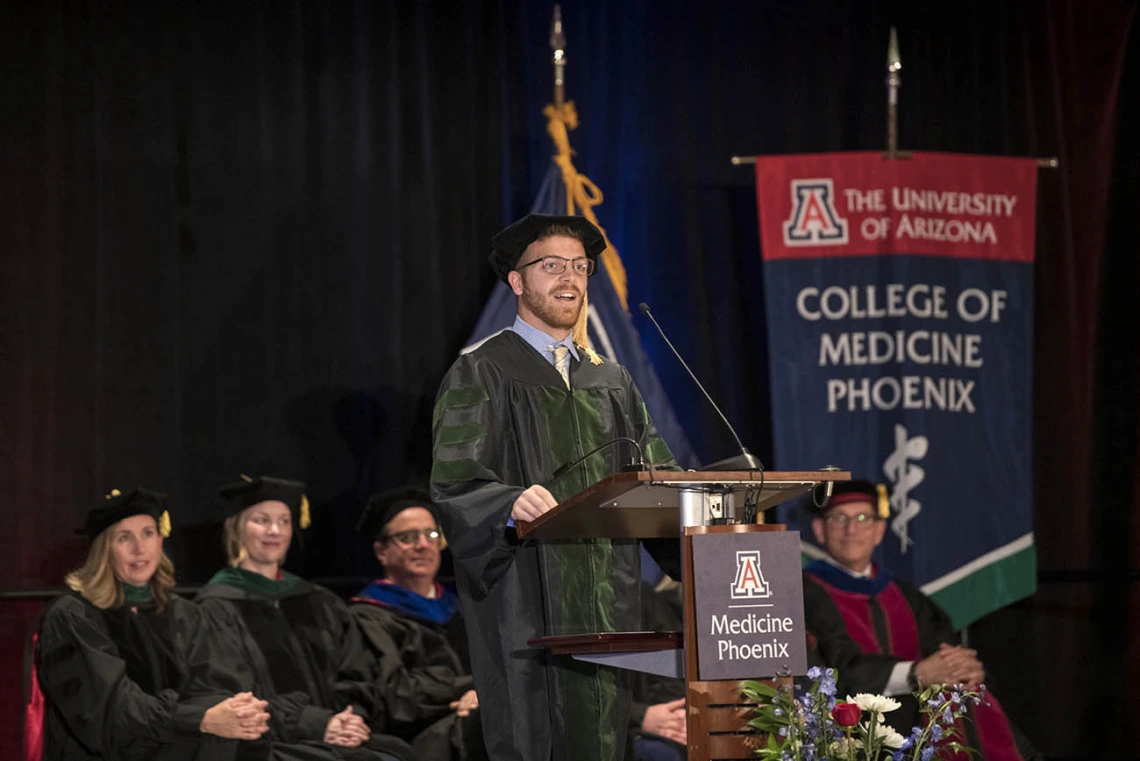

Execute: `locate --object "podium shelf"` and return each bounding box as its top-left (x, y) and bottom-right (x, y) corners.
top-left (517, 470), bottom-right (849, 540)
top-left (526, 631), bottom-right (682, 655)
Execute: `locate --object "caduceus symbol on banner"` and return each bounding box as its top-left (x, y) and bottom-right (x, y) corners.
top-left (882, 423), bottom-right (928, 552)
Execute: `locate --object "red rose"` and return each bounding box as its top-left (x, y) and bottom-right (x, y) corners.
top-left (831, 702), bottom-right (862, 727)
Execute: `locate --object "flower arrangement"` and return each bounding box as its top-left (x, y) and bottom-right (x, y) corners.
top-left (740, 667), bottom-right (985, 761)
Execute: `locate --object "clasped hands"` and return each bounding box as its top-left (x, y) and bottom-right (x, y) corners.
top-left (915, 642), bottom-right (986, 690)
top-left (200, 693), bottom-right (370, 747)
top-left (200, 692), bottom-right (270, 741)
top-left (324, 705), bottom-right (371, 747)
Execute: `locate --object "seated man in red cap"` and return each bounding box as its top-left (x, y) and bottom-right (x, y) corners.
top-left (350, 487), bottom-right (487, 761)
top-left (803, 479), bottom-right (1040, 761)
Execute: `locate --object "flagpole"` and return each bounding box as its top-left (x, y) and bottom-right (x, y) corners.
top-left (551, 4), bottom-right (566, 109)
top-left (730, 27), bottom-right (1059, 170)
top-left (886, 26), bottom-right (902, 159)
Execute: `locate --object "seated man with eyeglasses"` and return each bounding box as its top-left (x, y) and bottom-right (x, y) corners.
top-left (351, 487), bottom-right (488, 761)
top-left (803, 480), bottom-right (1041, 761)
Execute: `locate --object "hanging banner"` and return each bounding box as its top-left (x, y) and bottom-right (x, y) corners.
top-left (757, 151), bottom-right (1037, 627)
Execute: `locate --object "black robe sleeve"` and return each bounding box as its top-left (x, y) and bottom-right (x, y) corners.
top-left (430, 354), bottom-right (527, 598)
top-left (352, 604), bottom-right (471, 732)
top-left (38, 596), bottom-right (207, 754)
top-left (193, 596), bottom-right (333, 743)
top-left (320, 588), bottom-right (386, 726)
top-left (802, 574), bottom-right (902, 695)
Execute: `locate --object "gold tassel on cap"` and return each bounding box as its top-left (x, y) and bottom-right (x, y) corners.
top-left (159, 510), bottom-right (172, 537)
top-left (876, 484), bottom-right (890, 519)
top-left (300, 495), bottom-right (311, 530)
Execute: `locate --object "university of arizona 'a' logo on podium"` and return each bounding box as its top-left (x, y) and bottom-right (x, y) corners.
top-left (783, 178), bottom-right (848, 246)
top-left (730, 550), bottom-right (771, 599)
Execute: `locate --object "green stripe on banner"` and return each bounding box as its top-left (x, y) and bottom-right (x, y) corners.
top-left (799, 538), bottom-right (1037, 630)
top-left (926, 544), bottom-right (1037, 630)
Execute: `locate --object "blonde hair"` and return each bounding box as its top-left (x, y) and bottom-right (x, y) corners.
top-left (223, 513), bottom-right (248, 567)
top-left (64, 522), bottom-right (176, 612)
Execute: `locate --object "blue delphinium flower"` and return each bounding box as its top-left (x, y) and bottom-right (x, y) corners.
top-left (920, 745), bottom-right (936, 761)
top-left (942, 706), bottom-right (953, 724)
top-left (818, 669), bottom-right (838, 698)
top-left (807, 666), bottom-right (823, 681)
top-left (931, 723), bottom-right (943, 742)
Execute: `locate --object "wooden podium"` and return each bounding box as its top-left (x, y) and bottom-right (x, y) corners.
top-left (521, 469), bottom-right (849, 760)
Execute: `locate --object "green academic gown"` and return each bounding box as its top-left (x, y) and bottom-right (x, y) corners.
top-left (430, 330), bottom-right (678, 761)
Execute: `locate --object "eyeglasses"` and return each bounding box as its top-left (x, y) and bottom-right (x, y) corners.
top-left (383, 528), bottom-right (442, 547)
top-left (824, 513), bottom-right (879, 529)
top-left (517, 256), bottom-right (595, 277)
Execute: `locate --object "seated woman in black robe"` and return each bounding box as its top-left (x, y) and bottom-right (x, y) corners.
top-left (196, 475), bottom-right (413, 761)
top-left (37, 488), bottom-right (274, 761)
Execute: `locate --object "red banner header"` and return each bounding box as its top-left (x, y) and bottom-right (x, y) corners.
top-left (756, 152), bottom-right (1038, 262)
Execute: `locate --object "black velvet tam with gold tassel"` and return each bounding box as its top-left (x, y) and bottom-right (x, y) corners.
top-left (78, 488), bottom-right (171, 539)
top-left (218, 475), bottom-right (310, 529)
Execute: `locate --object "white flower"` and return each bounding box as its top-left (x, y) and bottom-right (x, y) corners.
top-left (829, 737), bottom-right (863, 756)
top-left (859, 719), bottom-right (906, 749)
top-left (872, 722), bottom-right (906, 749)
top-left (847, 693), bottom-right (902, 713)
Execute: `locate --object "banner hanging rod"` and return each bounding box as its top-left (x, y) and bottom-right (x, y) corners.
top-left (729, 154), bottom-right (1060, 169)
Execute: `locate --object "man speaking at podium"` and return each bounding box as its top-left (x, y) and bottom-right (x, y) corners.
top-left (431, 214), bottom-right (678, 761)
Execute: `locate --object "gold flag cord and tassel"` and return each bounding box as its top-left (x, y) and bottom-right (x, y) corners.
top-left (542, 101), bottom-right (631, 350)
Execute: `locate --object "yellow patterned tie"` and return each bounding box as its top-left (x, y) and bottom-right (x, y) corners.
top-left (551, 345), bottom-right (570, 388)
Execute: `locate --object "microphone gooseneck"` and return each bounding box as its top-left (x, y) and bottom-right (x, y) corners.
top-left (638, 302), bottom-right (764, 472)
top-left (546, 436), bottom-right (648, 488)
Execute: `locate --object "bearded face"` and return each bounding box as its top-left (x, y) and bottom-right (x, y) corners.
top-left (509, 235), bottom-right (588, 336)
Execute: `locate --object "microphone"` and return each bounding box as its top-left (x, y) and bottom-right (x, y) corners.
top-left (546, 437), bottom-right (648, 487)
top-left (638, 302), bottom-right (764, 472)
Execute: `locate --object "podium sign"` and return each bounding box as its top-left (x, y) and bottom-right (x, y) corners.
top-left (691, 531), bottom-right (808, 681)
top-left (522, 471), bottom-right (848, 760)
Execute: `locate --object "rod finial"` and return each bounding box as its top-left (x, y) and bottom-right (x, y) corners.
top-left (887, 26), bottom-right (901, 72)
top-left (550, 4), bottom-right (565, 55)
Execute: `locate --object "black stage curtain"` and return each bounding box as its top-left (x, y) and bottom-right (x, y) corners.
top-left (0, 1), bottom-right (1135, 757)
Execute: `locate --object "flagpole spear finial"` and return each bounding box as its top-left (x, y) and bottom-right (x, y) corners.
top-left (551, 4), bottom-right (566, 107)
top-left (886, 26), bottom-right (902, 158)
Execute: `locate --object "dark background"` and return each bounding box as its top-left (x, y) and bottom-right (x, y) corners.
top-left (1, 0), bottom-right (1136, 758)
